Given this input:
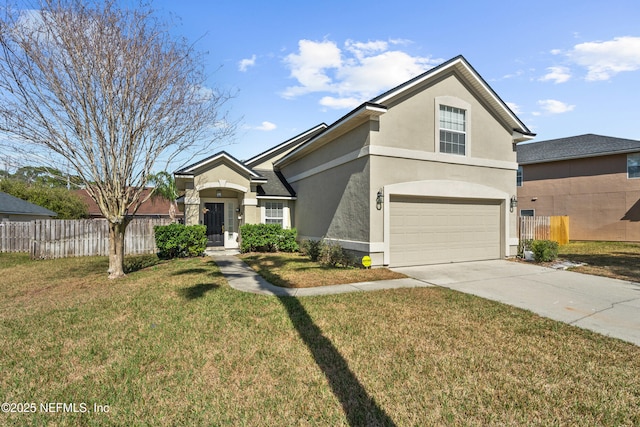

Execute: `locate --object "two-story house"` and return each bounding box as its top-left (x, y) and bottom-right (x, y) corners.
top-left (175, 55), bottom-right (534, 267)
top-left (517, 134), bottom-right (640, 242)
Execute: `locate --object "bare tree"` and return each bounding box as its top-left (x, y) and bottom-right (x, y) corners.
top-left (0, 0), bottom-right (234, 278)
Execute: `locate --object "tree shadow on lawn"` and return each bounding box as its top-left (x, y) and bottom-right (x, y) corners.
top-left (278, 295), bottom-right (396, 427)
top-left (177, 283), bottom-right (220, 300)
top-left (561, 252), bottom-right (640, 283)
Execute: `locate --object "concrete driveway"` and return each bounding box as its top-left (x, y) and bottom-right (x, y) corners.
top-left (393, 260), bottom-right (640, 346)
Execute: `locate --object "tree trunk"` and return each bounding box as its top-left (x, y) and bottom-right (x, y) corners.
top-left (169, 201), bottom-right (177, 223)
top-left (107, 219), bottom-right (130, 279)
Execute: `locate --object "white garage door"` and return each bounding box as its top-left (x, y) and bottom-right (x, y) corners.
top-left (390, 196), bottom-right (502, 267)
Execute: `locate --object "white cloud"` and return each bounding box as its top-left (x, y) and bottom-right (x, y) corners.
top-left (568, 36), bottom-right (640, 81)
top-left (550, 49), bottom-right (563, 55)
top-left (539, 66), bottom-right (571, 84)
top-left (238, 55), bottom-right (257, 72)
top-left (255, 121), bottom-right (277, 131)
top-left (282, 40), bottom-right (342, 98)
top-left (537, 99), bottom-right (575, 114)
top-left (319, 96), bottom-right (361, 110)
top-left (282, 38), bottom-right (439, 109)
top-left (502, 70), bottom-right (524, 79)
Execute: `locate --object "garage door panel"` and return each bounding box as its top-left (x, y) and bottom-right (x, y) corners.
top-left (390, 197), bottom-right (501, 267)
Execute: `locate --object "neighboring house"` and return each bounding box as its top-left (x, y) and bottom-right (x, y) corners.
top-left (74, 188), bottom-right (182, 220)
top-left (0, 191), bottom-right (57, 221)
top-left (175, 55), bottom-right (534, 267)
top-left (516, 134), bottom-right (640, 242)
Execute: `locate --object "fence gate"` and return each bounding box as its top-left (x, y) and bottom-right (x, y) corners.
top-left (519, 216), bottom-right (569, 245)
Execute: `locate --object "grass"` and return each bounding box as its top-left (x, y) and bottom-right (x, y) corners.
top-left (239, 252), bottom-right (407, 287)
top-left (558, 241), bottom-right (640, 283)
top-left (1, 252), bottom-right (639, 425)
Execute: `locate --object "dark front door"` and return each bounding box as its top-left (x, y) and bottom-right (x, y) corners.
top-left (204, 203), bottom-right (224, 245)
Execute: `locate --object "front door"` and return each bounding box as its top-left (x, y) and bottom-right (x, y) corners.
top-left (204, 203), bottom-right (224, 246)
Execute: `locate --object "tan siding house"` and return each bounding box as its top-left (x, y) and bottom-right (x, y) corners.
top-left (517, 134), bottom-right (640, 242)
top-left (176, 56), bottom-right (534, 266)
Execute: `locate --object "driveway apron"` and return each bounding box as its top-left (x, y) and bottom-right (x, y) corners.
top-left (393, 260), bottom-right (640, 346)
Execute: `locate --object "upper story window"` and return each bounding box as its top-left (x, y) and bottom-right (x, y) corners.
top-left (517, 166), bottom-right (523, 186)
top-left (439, 105), bottom-right (466, 155)
top-left (628, 153), bottom-right (640, 179)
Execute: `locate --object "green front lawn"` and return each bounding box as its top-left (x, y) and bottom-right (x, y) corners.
top-left (1, 252), bottom-right (639, 426)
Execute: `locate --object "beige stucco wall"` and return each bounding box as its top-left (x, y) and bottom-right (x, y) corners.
top-left (178, 161), bottom-right (256, 238)
top-left (518, 154), bottom-right (640, 241)
top-left (286, 156), bottom-right (370, 242)
top-left (374, 72), bottom-right (516, 163)
top-left (279, 70), bottom-right (520, 266)
top-left (281, 122), bottom-right (371, 180)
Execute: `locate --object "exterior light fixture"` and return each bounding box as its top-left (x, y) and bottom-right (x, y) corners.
top-left (510, 195), bottom-right (518, 212)
top-left (376, 189), bottom-right (384, 211)
top-left (216, 190), bottom-right (222, 198)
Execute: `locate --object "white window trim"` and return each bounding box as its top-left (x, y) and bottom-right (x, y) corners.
top-left (517, 165), bottom-right (523, 187)
top-left (435, 96), bottom-right (471, 157)
top-left (260, 200), bottom-right (290, 228)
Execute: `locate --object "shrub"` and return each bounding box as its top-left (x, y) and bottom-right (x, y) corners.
top-left (529, 239), bottom-right (559, 262)
top-left (301, 239), bottom-right (323, 262)
top-left (240, 224), bottom-right (298, 253)
top-left (320, 240), bottom-right (354, 268)
top-left (154, 223), bottom-right (207, 259)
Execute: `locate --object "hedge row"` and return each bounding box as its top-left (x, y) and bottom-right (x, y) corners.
top-left (154, 223), bottom-right (207, 259)
top-left (239, 224), bottom-right (298, 253)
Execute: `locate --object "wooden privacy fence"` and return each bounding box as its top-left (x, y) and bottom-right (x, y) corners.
top-left (519, 216), bottom-right (569, 245)
top-left (0, 218), bottom-right (172, 259)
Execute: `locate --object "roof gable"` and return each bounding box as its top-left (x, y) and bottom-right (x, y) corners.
top-left (0, 191), bottom-right (57, 216)
top-left (517, 134), bottom-right (640, 164)
top-left (276, 56), bottom-right (534, 168)
top-left (372, 55), bottom-right (533, 140)
top-left (175, 151), bottom-right (261, 178)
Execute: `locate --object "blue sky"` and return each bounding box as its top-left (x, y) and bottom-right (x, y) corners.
top-left (149, 0), bottom-right (640, 170)
top-left (4, 0), bottom-right (640, 173)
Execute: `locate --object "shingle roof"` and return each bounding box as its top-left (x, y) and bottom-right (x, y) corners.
top-left (74, 189), bottom-right (182, 218)
top-left (254, 169), bottom-right (296, 198)
top-left (175, 151), bottom-right (262, 178)
top-left (517, 134), bottom-right (640, 164)
top-left (0, 191), bottom-right (57, 217)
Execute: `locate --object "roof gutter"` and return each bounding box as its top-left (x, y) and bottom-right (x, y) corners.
top-left (275, 102), bottom-right (387, 168)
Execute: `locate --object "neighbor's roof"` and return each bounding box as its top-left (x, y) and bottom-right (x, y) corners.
top-left (517, 134), bottom-right (640, 165)
top-left (74, 189), bottom-right (182, 217)
top-left (253, 169), bottom-right (296, 198)
top-left (0, 191), bottom-right (57, 217)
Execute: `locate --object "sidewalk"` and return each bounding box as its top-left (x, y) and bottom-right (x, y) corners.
top-left (210, 254), bottom-right (432, 297)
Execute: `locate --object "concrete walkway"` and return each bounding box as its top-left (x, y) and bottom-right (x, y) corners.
top-left (210, 254), bottom-right (432, 297)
